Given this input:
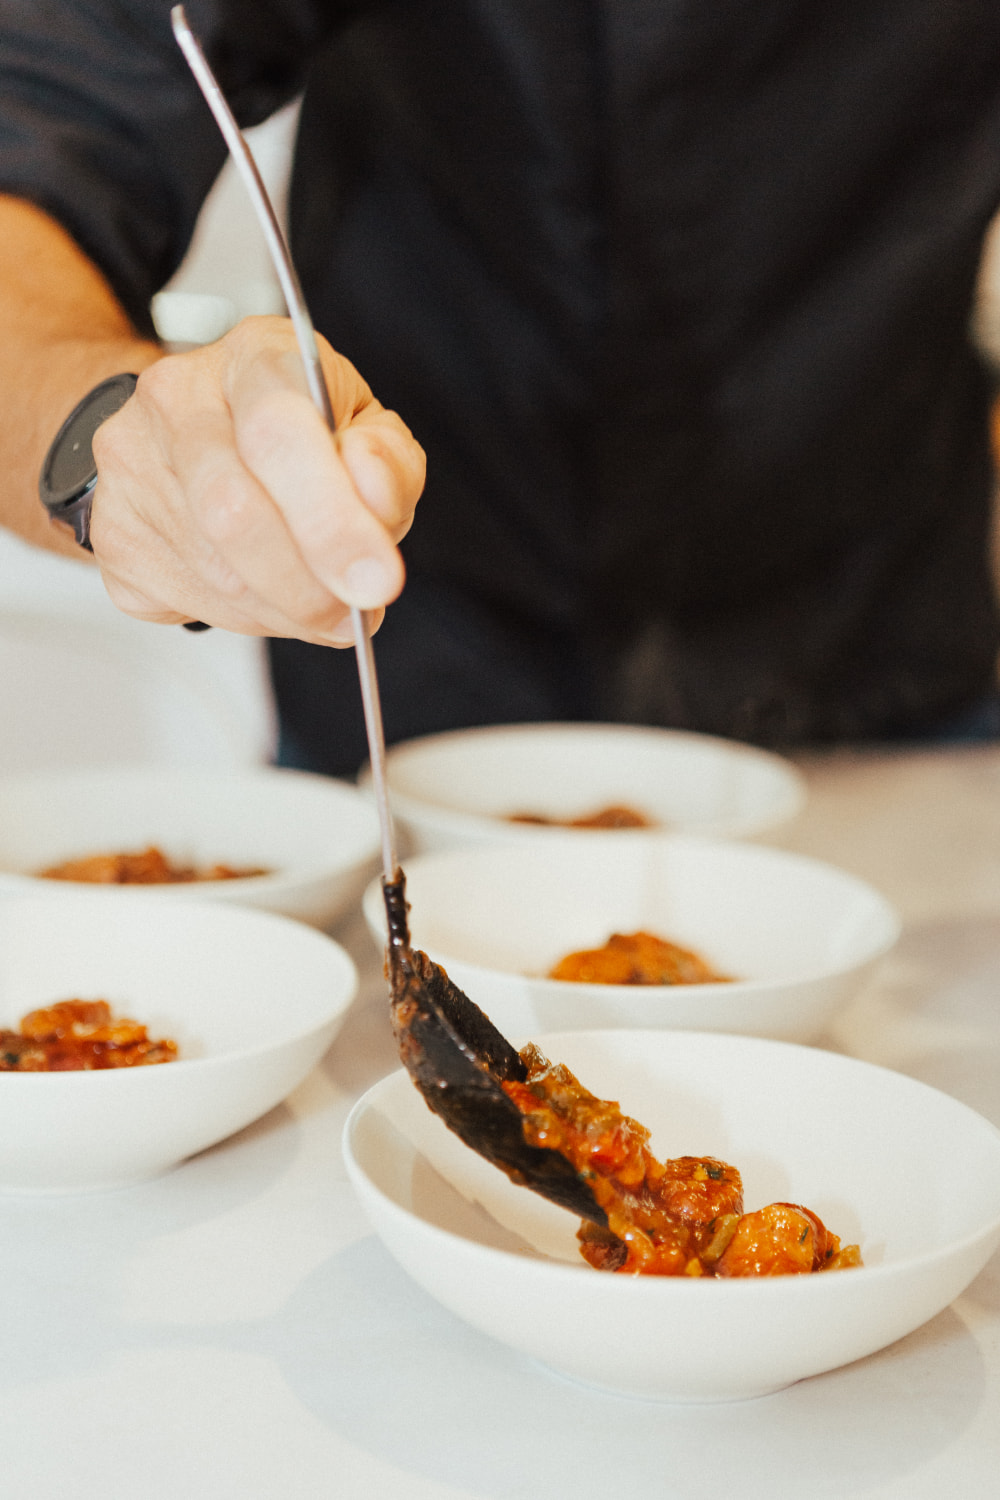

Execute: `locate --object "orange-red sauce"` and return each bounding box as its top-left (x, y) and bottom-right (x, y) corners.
top-left (508, 805), bottom-right (653, 829)
top-left (502, 1044), bottom-right (861, 1277)
top-left (0, 1000), bottom-right (178, 1070)
top-left (549, 930), bottom-right (730, 985)
top-left (39, 846), bottom-right (267, 884)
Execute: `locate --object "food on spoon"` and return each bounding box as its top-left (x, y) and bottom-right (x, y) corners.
top-left (0, 999), bottom-right (178, 1070)
top-left (549, 930), bottom-right (731, 985)
top-left (508, 804), bottom-right (653, 829)
top-left (503, 1043), bottom-right (861, 1277)
top-left (38, 846), bottom-right (268, 884)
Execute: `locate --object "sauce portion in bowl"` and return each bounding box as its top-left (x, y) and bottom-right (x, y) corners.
top-left (549, 930), bottom-right (731, 985)
top-left (39, 846), bottom-right (268, 884)
top-left (0, 1000), bottom-right (177, 1070)
top-left (503, 1042), bottom-right (861, 1277)
top-left (508, 804), bottom-right (653, 829)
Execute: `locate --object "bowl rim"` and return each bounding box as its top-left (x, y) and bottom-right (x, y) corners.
top-left (361, 834), bottom-right (903, 991)
top-left (360, 722), bottom-right (808, 834)
top-left (0, 893), bottom-right (359, 1075)
top-left (0, 763), bottom-right (381, 887)
top-left (344, 1030), bottom-right (1000, 1292)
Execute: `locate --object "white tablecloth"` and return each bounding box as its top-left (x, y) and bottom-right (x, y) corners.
top-left (4, 744), bottom-right (1000, 1500)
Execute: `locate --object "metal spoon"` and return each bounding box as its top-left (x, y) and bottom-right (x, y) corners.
top-left (171, 8), bottom-right (605, 1225)
top-left (171, 3), bottom-right (397, 881)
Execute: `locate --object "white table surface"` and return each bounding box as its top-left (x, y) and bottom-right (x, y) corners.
top-left (4, 743), bottom-right (1000, 1500)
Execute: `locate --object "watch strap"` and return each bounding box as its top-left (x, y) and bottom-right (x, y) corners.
top-left (53, 485), bottom-right (99, 552)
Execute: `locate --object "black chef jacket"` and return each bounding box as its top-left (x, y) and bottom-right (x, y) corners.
top-left (3, 0), bottom-right (1000, 774)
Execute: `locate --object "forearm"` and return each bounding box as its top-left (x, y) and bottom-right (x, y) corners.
top-left (0, 195), bottom-right (162, 559)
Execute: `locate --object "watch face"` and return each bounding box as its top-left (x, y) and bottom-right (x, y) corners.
top-left (40, 373), bottom-right (138, 509)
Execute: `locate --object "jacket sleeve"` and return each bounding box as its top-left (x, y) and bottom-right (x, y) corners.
top-left (0, 0), bottom-right (334, 333)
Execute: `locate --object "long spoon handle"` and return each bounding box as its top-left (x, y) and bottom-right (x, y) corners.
top-left (171, 5), bottom-right (398, 882)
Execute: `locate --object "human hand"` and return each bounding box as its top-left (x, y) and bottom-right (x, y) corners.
top-left (89, 316), bottom-right (425, 643)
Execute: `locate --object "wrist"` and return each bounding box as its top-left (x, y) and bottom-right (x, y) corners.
top-left (4, 337), bottom-right (162, 561)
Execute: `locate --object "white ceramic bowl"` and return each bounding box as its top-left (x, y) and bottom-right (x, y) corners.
top-left (362, 723), bottom-right (806, 853)
top-left (0, 893), bottom-right (357, 1192)
top-left (363, 836), bottom-right (899, 1043)
top-left (0, 766), bottom-right (381, 929)
top-left (344, 1029), bottom-right (1000, 1403)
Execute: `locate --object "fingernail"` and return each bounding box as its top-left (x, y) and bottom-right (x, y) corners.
top-left (338, 556), bottom-right (393, 607)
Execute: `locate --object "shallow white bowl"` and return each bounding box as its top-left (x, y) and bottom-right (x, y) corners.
top-left (344, 1029), bottom-right (1000, 1403)
top-left (0, 766), bottom-right (381, 929)
top-left (362, 723), bottom-right (806, 853)
top-left (363, 836), bottom-right (899, 1043)
top-left (0, 894), bottom-right (357, 1192)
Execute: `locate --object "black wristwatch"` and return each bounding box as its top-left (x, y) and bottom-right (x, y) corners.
top-left (37, 371), bottom-right (211, 631)
top-left (38, 372), bottom-right (138, 551)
